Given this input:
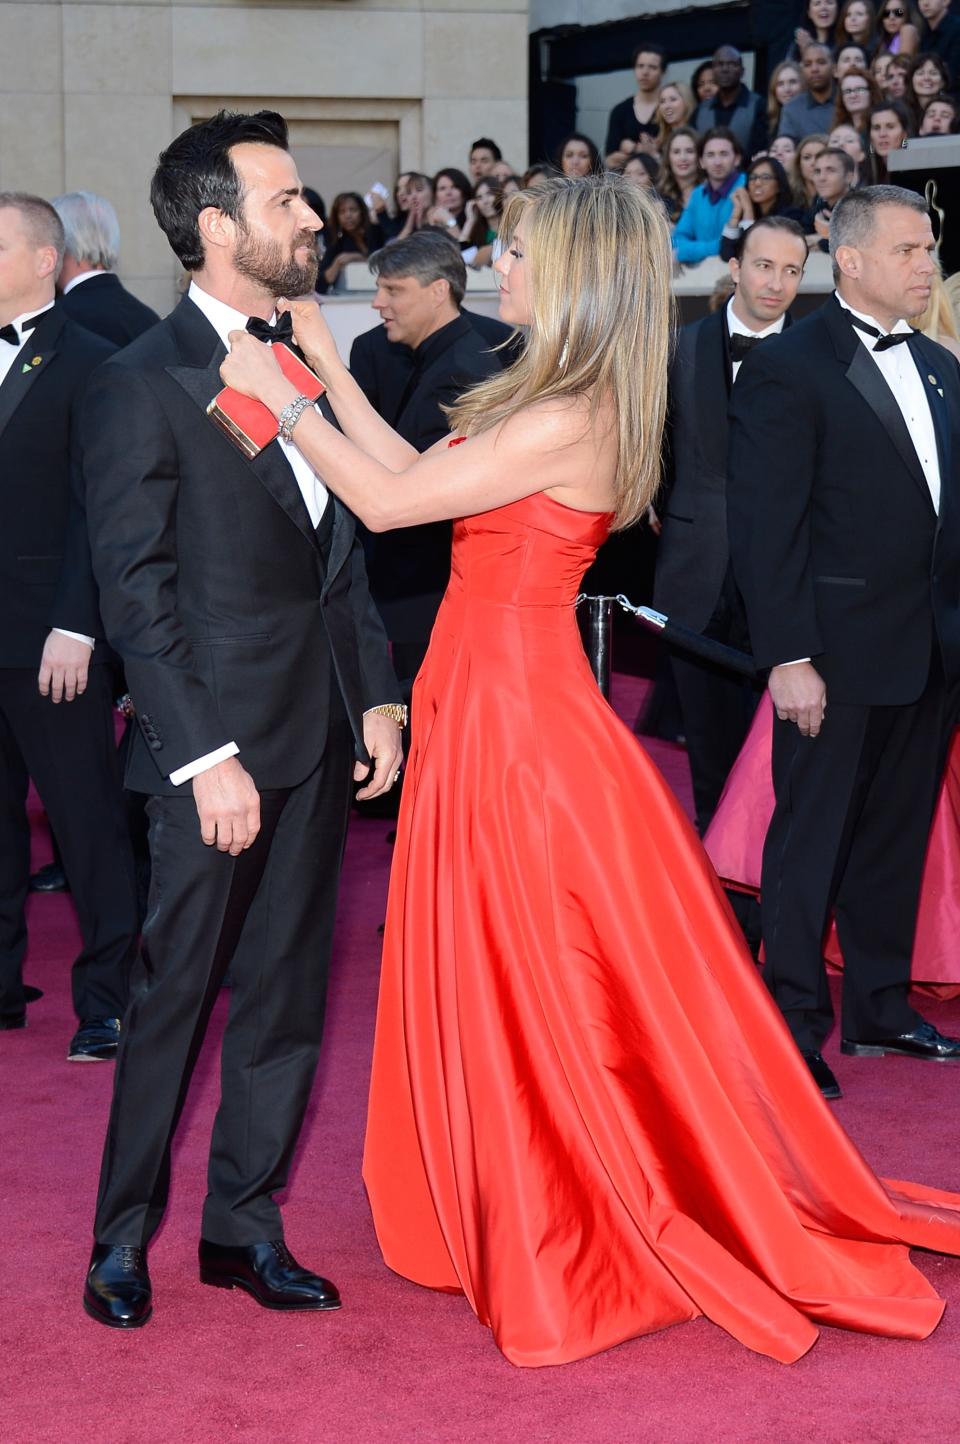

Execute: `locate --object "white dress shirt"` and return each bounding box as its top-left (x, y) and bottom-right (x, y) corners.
top-left (0, 298), bottom-right (95, 651)
top-left (167, 283), bottom-right (333, 787)
top-left (726, 296), bottom-right (786, 383)
top-left (835, 292), bottom-right (941, 514)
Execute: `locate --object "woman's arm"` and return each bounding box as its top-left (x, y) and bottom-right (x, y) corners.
top-left (219, 331), bottom-right (602, 531)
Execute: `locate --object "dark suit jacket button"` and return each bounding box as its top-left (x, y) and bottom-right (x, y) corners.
top-left (149, 739), bottom-right (163, 751)
top-left (141, 714), bottom-right (152, 724)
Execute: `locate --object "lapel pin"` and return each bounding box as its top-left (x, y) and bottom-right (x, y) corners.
top-left (32, 356), bottom-right (41, 365)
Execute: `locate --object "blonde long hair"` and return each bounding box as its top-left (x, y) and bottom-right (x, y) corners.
top-left (447, 174), bottom-right (673, 529)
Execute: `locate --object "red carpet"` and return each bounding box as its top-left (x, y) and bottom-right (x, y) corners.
top-left (3, 677), bottom-right (960, 1442)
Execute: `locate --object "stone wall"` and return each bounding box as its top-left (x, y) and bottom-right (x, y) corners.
top-left (0, 1), bottom-right (528, 311)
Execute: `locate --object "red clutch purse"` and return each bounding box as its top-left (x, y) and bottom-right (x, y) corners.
top-left (207, 343), bottom-right (325, 459)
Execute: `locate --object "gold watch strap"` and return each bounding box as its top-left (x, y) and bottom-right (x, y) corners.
top-left (369, 702), bottom-right (408, 727)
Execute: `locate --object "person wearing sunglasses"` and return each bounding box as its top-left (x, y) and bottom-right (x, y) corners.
top-left (876, 2), bottom-right (920, 54)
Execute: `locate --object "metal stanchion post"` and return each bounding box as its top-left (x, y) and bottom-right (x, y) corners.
top-left (579, 596), bottom-right (613, 699)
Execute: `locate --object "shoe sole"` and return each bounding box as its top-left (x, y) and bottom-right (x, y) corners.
top-left (82, 1294), bottom-right (152, 1329)
top-left (841, 1042), bottom-right (960, 1060)
top-left (199, 1269), bottom-right (341, 1310)
top-left (67, 1052), bottom-right (117, 1062)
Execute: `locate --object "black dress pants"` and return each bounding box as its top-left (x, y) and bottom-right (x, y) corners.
top-left (93, 695), bottom-right (354, 1248)
top-left (761, 655), bottom-right (954, 1053)
top-left (669, 570), bottom-right (760, 836)
top-left (0, 666), bottom-right (137, 1023)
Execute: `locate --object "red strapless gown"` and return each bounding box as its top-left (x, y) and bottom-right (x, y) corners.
top-left (362, 484), bottom-right (960, 1368)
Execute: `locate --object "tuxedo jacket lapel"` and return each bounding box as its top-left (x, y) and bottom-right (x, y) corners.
top-left (164, 296), bottom-right (319, 550)
top-left (911, 336), bottom-right (952, 513)
top-left (693, 308), bottom-right (730, 469)
top-left (0, 308), bottom-right (62, 443)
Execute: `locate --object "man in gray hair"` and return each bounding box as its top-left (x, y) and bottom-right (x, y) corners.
top-left (350, 228), bottom-right (508, 689)
top-left (52, 191), bottom-right (158, 346)
top-left (728, 184), bottom-right (960, 1099)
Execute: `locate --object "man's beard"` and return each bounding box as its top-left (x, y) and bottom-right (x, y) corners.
top-left (233, 223), bottom-right (318, 296)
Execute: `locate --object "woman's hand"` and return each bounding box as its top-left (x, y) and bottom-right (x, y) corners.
top-left (221, 331), bottom-right (294, 413)
top-left (276, 297), bottom-right (346, 386)
top-left (728, 187), bottom-right (752, 225)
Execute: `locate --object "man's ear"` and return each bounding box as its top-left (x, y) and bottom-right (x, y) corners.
top-left (834, 243), bottom-right (859, 281)
top-left (431, 277), bottom-right (451, 308)
top-left (198, 205), bottom-right (235, 255)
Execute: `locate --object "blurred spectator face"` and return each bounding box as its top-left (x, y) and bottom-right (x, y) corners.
top-left (808, 0), bottom-right (839, 28)
top-left (729, 225), bottom-right (806, 326)
top-left (501, 175), bottom-right (522, 198)
top-left (623, 155), bottom-right (654, 189)
top-left (842, 1), bottom-right (873, 43)
top-left (469, 145), bottom-right (497, 183)
top-left (373, 271), bottom-right (449, 347)
top-left (474, 179), bottom-right (502, 221)
top-left (830, 123), bottom-right (867, 162)
top-left (775, 66), bottom-right (803, 105)
top-left (335, 195), bottom-right (365, 235)
top-left (913, 58), bottom-right (946, 103)
top-left (837, 45), bottom-right (869, 78)
top-left (747, 162), bottom-right (780, 213)
top-left (701, 137), bottom-right (739, 186)
top-left (395, 173), bottom-right (413, 213)
top-left (870, 107), bottom-right (907, 153)
top-left (491, 161), bottom-right (514, 183)
top-left (877, 3), bottom-right (909, 38)
top-left (769, 135), bottom-right (799, 170)
top-left (840, 72), bottom-right (874, 119)
top-left (435, 173), bottom-right (467, 213)
top-left (802, 47), bottom-right (835, 96)
top-left (659, 84), bottom-right (688, 125)
top-left (798, 138), bottom-right (827, 185)
top-left (813, 151), bottom-right (852, 203)
top-left (668, 132), bottom-right (700, 184)
top-left (837, 202), bottom-right (934, 320)
top-left (694, 66), bottom-right (717, 102)
top-left (872, 52), bottom-right (894, 90)
top-left (886, 60), bottom-right (909, 98)
top-left (712, 47), bottom-right (743, 94)
top-left (561, 138), bottom-right (594, 177)
top-left (917, 0), bottom-right (950, 20)
top-left (633, 51), bottom-right (665, 93)
top-left (920, 97), bottom-right (958, 133)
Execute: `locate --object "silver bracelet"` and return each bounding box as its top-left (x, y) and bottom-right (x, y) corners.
top-left (277, 393), bottom-right (312, 443)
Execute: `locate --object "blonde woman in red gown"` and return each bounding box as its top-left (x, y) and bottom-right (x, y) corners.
top-left (220, 175), bottom-right (960, 1369)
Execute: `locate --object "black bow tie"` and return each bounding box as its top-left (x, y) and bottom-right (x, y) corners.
top-left (0, 312), bottom-right (42, 347)
top-left (729, 332), bottom-right (768, 363)
top-left (245, 312), bottom-right (294, 345)
top-left (848, 315), bottom-right (911, 352)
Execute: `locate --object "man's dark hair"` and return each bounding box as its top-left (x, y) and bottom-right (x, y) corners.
top-left (819, 146), bottom-right (856, 178)
top-left (631, 42), bottom-right (667, 69)
top-left (470, 137), bottom-right (502, 162)
top-left (734, 214), bottom-right (807, 264)
top-left (698, 126), bottom-right (742, 159)
top-left (150, 109), bottom-right (289, 271)
top-left (369, 228), bottom-right (467, 307)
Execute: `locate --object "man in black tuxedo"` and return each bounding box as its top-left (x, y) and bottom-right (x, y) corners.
top-left (0, 193), bottom-right (138, 1052)
top-left (53, 192), bottom-right (159, 346)
top-left (728, 185), bottom-right (960, 1099)
top-left (654, 216), bottom-right (807, 835)
top-left (80, 111), bottom-right (403, 1329)
top-left (350, 230), bottom-right (508, 686)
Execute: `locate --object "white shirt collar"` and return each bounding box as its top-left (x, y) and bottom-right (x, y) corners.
top-left (187, 280), bottom-right (275, 349)
top-left (834, 291), bottom-right (912, 339)
top-left (0, 298), bottom-right (56, 346)
top-left (726, 295), bottom-right (786, 342)
top-left (62, 269), bottom-right (110, 295)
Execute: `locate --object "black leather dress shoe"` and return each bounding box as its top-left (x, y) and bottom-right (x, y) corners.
top-left (68, 1017), bottom-right (121, 1061)
top-left (83, 1244), bottom-right (152, 1328)
top-left (802, 1051), bottom-right (842, 1099)
top-left (0, 1011), bottom-right (26, 1031)
top-left (841, 1020), bottom-right (960, 1061)
top-left (198, 1239), bottom-right (341, 1311)
top-left (29, 862), bottom-right (69, 893)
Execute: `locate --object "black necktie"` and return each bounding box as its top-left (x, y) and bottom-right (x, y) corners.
top-left (729, 332), bottom-right (767, 363)
top-left (245, 312), bottom-right (294, 345)
top-left (848, 316), bottom-right (911, 352)
top-left (0, 313), bottom-right (42, 347)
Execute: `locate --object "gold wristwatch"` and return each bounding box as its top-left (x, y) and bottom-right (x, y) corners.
top-left (369, 702), bottom-right (408, 727)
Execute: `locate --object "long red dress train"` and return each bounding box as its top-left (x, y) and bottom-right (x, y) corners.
top-left (362, 484), bottom-right (960, 1368)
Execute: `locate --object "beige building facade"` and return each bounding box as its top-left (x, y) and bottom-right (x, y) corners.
top-left (0, 0), bottom-right (528, 311)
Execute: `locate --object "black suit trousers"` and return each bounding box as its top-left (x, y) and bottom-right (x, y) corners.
top-left (669, 566), bottom-right (760, 835)
top-left (93, 687), bottom-right (355, 1247)
top-left (0, 667), bottom-right (137, 1022)
top-left (761, 655), bottom-right (954, 1052)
